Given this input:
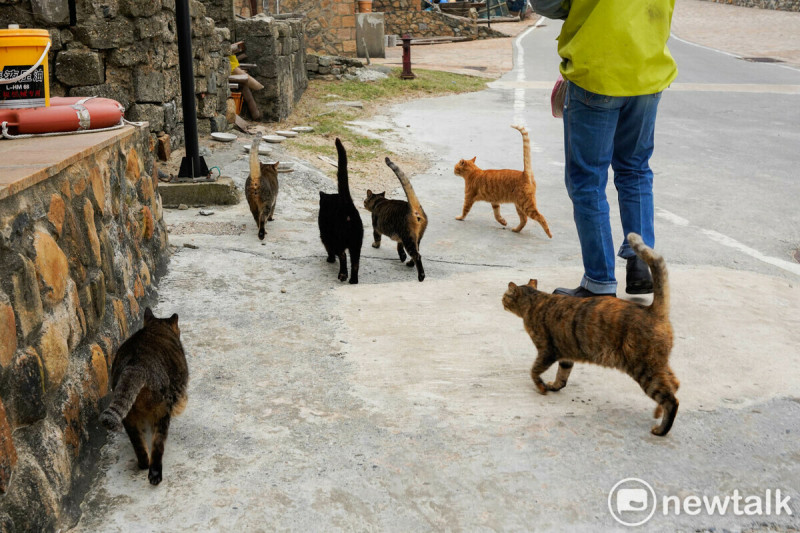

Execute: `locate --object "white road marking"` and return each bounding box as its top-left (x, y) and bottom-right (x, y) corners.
top-left (656, 208), bottom-right (800, 276)
top-left (670, 32), bottom-right (800, 74)
top-left (512, 19), bottom-right (547, 149)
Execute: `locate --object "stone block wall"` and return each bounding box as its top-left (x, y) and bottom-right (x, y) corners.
top-left (0, 0), bottom-right (231, 147)
top-left (274, 0), bottom-right (358, 56)
top-left (374, 0), bottom-right (422, 10)
top-left (385, 11), bottom-right (507, 39)
top-left (306, 54), bottom-right (364, 79)
top-left (702, 0), bottom-right (799, 9)
top-left (0, 126), bottom-right (169, 531)
top-left (235, 15), bottom-right (308, 121)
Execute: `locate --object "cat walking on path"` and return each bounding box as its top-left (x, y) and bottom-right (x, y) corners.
top-left (453, 125), bottom-right (552, 238)
top-left (503, 233), bottom-right (679, 436)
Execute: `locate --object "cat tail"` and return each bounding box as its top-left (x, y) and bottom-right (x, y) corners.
top-left (335, 138), bottom-right (352, 203)
top-left (628, 233), bottom-right (670, 319)
top-left (249, 136), bottom-right (261, 181)
top-left (99, 368), bottom-right (146, 431)
top-left (511, 125), bottom-right (533, 184)
top-left (385, 157), bottom-right (424, 220)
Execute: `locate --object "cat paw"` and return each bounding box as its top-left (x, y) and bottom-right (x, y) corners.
top-left (534, 381), bottom-right (548, 395)
top-left (372, 242), bottom-right (380, 248)
top-left (258, 230), bottom-right (266, 240)
top-left (326, 256), bottom-right (336, 263)
top-left (497, 218), bottom-right (507, 226)
top-left (349, 278), bottom-right (358, 285)
top-left (418, 273), bottom-right (425, 282)
top-left (544, 382), bottom-right (564, 392)
top-left (455, 216), bottom-right (465, 221)
top-left (99, 412), bottom-right (122, 432)
top-left (137, 458), bottom-right (150, 470)
top-left (650, 425), bottom-right (668, 437)
top-left (406, 260), bottom-right (415, 267)
top-left (267, 216), bottom-right (274, 221)
top-left (338, 272), bottom-right (348, 282)
top-left (148, 468), bottom-right (162, 485)
top-left (511, 227), bottom-right (523, 233)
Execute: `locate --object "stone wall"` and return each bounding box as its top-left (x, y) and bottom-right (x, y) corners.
top-left (274, 0), bottom-right (358, 56)
top-left (0, 126), bottom-right (169, 531)
top-left (702, 0), bottom-right (799, 9)
top-left (385, 11), bottom-right (507, 39)
top-left (235, 15), bottom-right (308, 121)
top-left (373, 0), bottom-right (422, 10)
top-left (0, 0), bottom-right (231, 147)
top-left (306, 54), bottom-right (364, 79)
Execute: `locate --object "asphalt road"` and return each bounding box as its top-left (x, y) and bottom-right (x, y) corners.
top-left (73, 22), bottom-right (800, 533)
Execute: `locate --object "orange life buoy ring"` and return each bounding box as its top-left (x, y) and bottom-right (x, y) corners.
top-left (0, 96), bottom-right (124, 136)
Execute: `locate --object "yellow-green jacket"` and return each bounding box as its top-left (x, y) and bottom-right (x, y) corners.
top-left (558, 0), bottom-right (678, 96)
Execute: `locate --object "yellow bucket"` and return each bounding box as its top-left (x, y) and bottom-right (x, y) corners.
top-left (0, 28), bottom-right (51, 109)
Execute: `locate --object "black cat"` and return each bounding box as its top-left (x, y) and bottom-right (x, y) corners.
top-left (318, 138), bottom-right (364, 284)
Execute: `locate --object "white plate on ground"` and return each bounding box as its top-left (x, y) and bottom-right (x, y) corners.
top-left (263, 161), bottom-right (293, 170)
top-left (275, 130), bottom-right (298, 138)
top-left (291, 126), bottom-right (313, 133)
top-left (244, 144), bottom-right (273, 154)
top-left (211, 132), bottom-right (237, 142)
top-left (262, 135), bottom-right (285, 143)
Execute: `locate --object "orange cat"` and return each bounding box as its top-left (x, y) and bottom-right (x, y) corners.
top-left (453, 125), bottom-right (552, 238)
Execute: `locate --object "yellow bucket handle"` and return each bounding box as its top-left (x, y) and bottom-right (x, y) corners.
top-left (0, 41), bottom-right (51, 85)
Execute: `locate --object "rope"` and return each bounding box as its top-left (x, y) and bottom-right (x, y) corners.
top-left (0, 42), bottom-right (52, 85)
top-left (1, 117), bottom-right (147, 140)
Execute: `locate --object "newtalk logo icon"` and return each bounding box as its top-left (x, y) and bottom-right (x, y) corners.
top-left (608, 478), bottom-right (793, 527)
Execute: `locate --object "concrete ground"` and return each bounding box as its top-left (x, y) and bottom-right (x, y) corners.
top-left (72, 3), bottom-right (800, 532)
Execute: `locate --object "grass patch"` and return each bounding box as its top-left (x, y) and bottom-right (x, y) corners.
top-left (275, 68), bottom-right (487, 173)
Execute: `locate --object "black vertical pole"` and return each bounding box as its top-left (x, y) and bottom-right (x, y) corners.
top-left (176, 0), bottom-right (208, 179)
top-left (487, 0), bottom-right (492, 30)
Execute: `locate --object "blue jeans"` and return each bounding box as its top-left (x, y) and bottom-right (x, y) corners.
top-left (563, 81), bottom-right (662, 294)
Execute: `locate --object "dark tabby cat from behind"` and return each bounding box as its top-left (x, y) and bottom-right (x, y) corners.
top-left (364, 157), bottom-right (428, 282)
top-left (318, 138), bottom-right (364, 283)
top-left (100, 308), bottom-right (189, 484)
top-left (502, 233), bottom-right (679, 436)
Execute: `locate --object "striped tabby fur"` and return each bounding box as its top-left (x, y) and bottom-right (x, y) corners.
top-left (502, 233), bottom-right (679, 436)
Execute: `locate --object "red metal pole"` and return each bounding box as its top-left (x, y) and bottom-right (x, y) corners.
top-left (400, 34), bottom-right (416, 80)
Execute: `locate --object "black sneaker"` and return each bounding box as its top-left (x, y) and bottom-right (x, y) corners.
top-left (626, 256), bottom-right (653, 294)
top-left (552, 286), bottom-right (616, 298)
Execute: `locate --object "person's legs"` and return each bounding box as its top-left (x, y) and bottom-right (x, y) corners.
top-left (612, 92), bottom-right (661, 294)
top-left (560, 82), bottom-right (624, 295)
top-left (612, 92), bottom-right (661, 258)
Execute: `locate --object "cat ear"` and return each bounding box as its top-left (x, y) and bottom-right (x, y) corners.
top-left (271, 162), bottom-right (280, 170)
top-left (366, 189), bottom-right (373, 196)
top-left (527, 279), bottom-right (538, 289)
top-left (144, 307), bottom-right (154, 322)
top-left (169, 313), bottom-right (179, 325)
top-left (470, 156), bottom-right (477, 163)
top-left (378, 192), bottom-right (385, 197)
top-left (508, 282), bottom-right (518, 290)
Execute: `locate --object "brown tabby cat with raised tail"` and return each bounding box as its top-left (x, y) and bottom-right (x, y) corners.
top-left (502, 233), bottom-right (679, 436)
top-left (454, 125), bottom-right (552, 238)
top-left (100, 308), bottom-right (188, 484)
top-left (364, 157), bottom-right (428, 282)
top-left (246, 136), bottom-right (279, 240)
